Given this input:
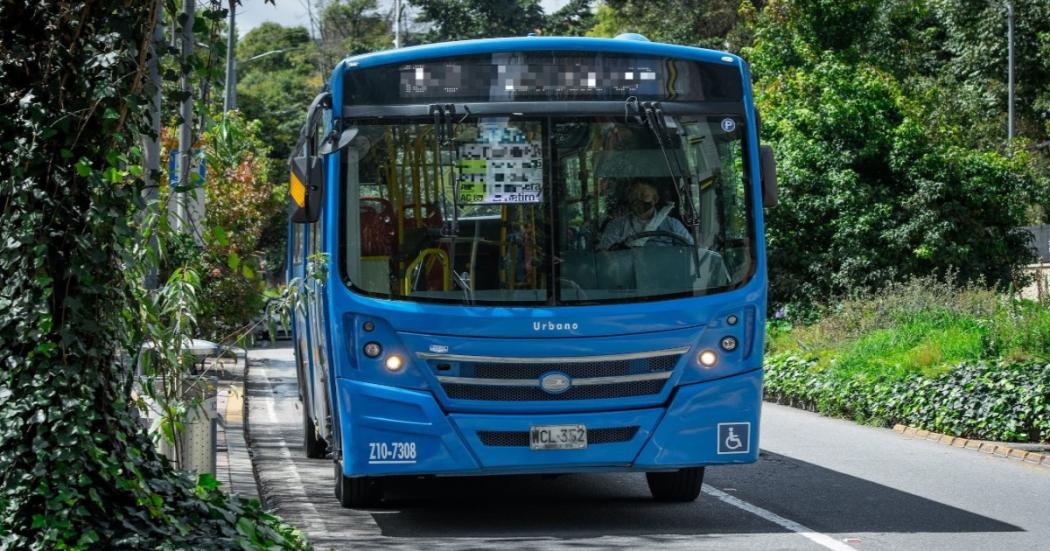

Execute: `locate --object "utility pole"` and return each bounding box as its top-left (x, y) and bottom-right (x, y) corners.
top-left (394, 0), bottom-right (401, 49)
top-left (143, 0), bottom-right (164, 290)
top-left (1007, 0), bottom-right (1015, 147)
top-left (223, 0), bottom-right (237, 112)
top-left (175, 0), bottom-right (197, 237)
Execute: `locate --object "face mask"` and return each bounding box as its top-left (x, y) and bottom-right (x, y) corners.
top-left (632, 200), bottom-right (656, 216)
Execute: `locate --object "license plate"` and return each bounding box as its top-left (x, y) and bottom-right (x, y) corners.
top-left (529, 424), bottom-right (587, 450)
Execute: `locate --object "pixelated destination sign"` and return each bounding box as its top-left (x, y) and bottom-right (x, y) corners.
top-left (456, 123), bottom-right (542, 205)
top-left (343, 52), bottom-right (742, 105)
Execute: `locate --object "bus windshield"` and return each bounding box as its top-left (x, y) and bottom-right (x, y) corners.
top-left (342, 115), bottom-right (753, 305)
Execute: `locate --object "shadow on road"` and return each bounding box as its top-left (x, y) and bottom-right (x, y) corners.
top-left (247, 349), bottom-right (1024, 548)
top-left (364, 451), bottom-right (1021, 539)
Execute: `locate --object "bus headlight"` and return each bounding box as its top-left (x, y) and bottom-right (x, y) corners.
top-left (363, 342), bottom-right (382, 358)
top-left (384, 354), bottom-right (405, 372)
top-left (698, 349), bottom-right (718, 368)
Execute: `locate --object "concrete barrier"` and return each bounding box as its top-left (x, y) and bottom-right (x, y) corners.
top-left (1020, 263), bottom-right (1050, 303)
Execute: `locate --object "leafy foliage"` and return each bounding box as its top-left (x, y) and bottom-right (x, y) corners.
top-left (237, 22), bottom-right (324, 168)
top-left (409, 0), bottom-right (546, 42)
top-left (766, 277), bottom-right (1050, 442)
top-left (745, 1), bottom-right (1044, 306)
top-left (587, 0), bottom-right (753, 51)
top-left (0, 1), bottom-right (305, 547)
top-left (318, 0), bottom-right (393, 59)
top-left (543, 0), bottom-right (598, 37)
top-left (765, 354), bottom-right (1050, 443)
top-left (196, 112), bottom-right (285, 339)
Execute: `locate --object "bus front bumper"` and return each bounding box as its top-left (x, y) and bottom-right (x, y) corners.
top-left (336, 370), bottom-right (762, 477)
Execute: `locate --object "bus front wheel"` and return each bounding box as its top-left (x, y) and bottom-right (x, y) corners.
top-left (646, 467), bottom-right (705, 502)
top-left (334, 461), bottom-right (383, 508)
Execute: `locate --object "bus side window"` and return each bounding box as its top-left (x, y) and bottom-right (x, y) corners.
top-left (292, 224), bottom-right (304, 265)
top-left (309, 219), bottom-right (320, 261)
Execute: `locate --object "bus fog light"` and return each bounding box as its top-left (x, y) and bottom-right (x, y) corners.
top-left (698, 349), bottom-right (718, 368)
top-left (384, 354), bottom-right (404, 372)
top-left (720, 336), bottom-right (738, 352)
top-left (363, 342), bottom-right (382, 358)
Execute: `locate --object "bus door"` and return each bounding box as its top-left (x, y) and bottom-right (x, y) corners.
top-left (305, 214), bottom-right (331, 442)
top-left (289, 223), bottom-right (309, 401)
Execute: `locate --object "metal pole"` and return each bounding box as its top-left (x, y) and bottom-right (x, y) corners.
top-left (394, 0), bottom-right (401, 49)
top-left (1007, 0), bottom-right (1014, 146)
top-left (175, 0), bottom-right (195, 234)
top-left (223, 0), bottom-right (237, 112)
top-left (144, 0), bottom-right (164, 290)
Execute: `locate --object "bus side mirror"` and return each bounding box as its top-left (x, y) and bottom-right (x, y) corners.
top-left (290, 155), bottom-right (323, 224)
top-left (318, 127), bottom-right (359, 155)
top-left (760, 145), bottom-right (777, 208)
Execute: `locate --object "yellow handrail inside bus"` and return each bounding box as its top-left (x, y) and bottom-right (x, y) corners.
top-left (402, 248), bottom-right (450, 295)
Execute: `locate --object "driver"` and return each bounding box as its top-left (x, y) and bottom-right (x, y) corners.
top-left (598, 180), bottom-right (694, 250)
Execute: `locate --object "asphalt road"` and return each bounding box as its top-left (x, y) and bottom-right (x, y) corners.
top-left (245, 345), bottom-right (1050, 550)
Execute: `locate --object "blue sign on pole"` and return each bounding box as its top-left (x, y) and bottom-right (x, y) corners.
top-left (168, 150), bottom-right (206, 188)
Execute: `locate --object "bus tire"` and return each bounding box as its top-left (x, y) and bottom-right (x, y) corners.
top-left (302, 401), bottom-right (327, 459)
top-left (334, 461), bottom-right (382, 508)
top-left (646, 467), bottom-right (705, 502)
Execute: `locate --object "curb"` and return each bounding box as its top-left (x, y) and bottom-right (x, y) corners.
top-left (215, 356), bottom-right (261, 499)
top-left (893, 424), bottom-right (1050, 471)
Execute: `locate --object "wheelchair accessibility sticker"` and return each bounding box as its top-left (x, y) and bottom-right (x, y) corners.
top-left (717, 422), bottom-right (750, 454)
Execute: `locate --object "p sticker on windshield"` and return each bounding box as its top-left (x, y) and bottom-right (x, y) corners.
top-left (457, 123), bottom-right (543, 204)
top-left (720, 118), bottom-right (736, 133)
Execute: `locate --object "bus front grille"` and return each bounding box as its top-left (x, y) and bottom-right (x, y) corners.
top-left (421, 348), bottom-right (687, 403)
top-left (442, 378), bottom-right (667, 401)
top-left (469, 354), bottom-right (678, 380)
top-left (478, 426), bottom-right (640, 447)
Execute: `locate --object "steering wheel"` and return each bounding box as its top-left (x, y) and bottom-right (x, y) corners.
top-left (608, 230), bottom-right (693, 250)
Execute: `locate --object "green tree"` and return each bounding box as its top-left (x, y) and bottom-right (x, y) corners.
top-left (319, 0), bottom-right (393, 60)
top-left (410, 0), bottom-right (546, 42)
top-left (0, 1), bottom-right (304, 547)
top-left (196, 112), bottom-right (285, 338)
top-left (929, 0), bottom-right (1050, 147)
top-left (543, 0), bottom-right (597, 36)
top-left (236, 23), bottom-right (323, 168)
top-left (588, 0), bottom-right (757, 51)
top-left (747, 0), bottom-right (1042, 305)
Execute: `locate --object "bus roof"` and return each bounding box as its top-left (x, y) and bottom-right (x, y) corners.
top-left (337, 36), bottom-right (743, 73)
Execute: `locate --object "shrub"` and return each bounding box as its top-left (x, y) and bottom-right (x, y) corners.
top-left (766, 276), bottom-right (1050, 442)
top-left (765, 354), bottom-right (1050, 443)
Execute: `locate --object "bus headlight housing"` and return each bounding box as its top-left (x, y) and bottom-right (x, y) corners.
top-left (698, 349), bottom-right (718, 368)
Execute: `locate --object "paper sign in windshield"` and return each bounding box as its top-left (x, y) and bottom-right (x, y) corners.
top-left (457, 124), bottom-right (542, 204)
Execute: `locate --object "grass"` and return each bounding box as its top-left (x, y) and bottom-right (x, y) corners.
top-left (768, 276), bottom-right (1050, 384)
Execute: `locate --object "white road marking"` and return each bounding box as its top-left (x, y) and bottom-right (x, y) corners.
top-left (254, 364), bottom-right (325, 530)
top-left (702, 484), bottom-right (859, 551)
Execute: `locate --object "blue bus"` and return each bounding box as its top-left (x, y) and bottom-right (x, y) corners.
top-left (288, 35), bottom-right (777, 508)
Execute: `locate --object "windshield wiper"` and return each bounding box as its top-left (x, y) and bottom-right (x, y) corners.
top-left (629, 99), bottom-right (702, 270)
top-left (639, 100), bottom-right (699, 231)
top-left (430, 104), bottom-right (473, 303)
